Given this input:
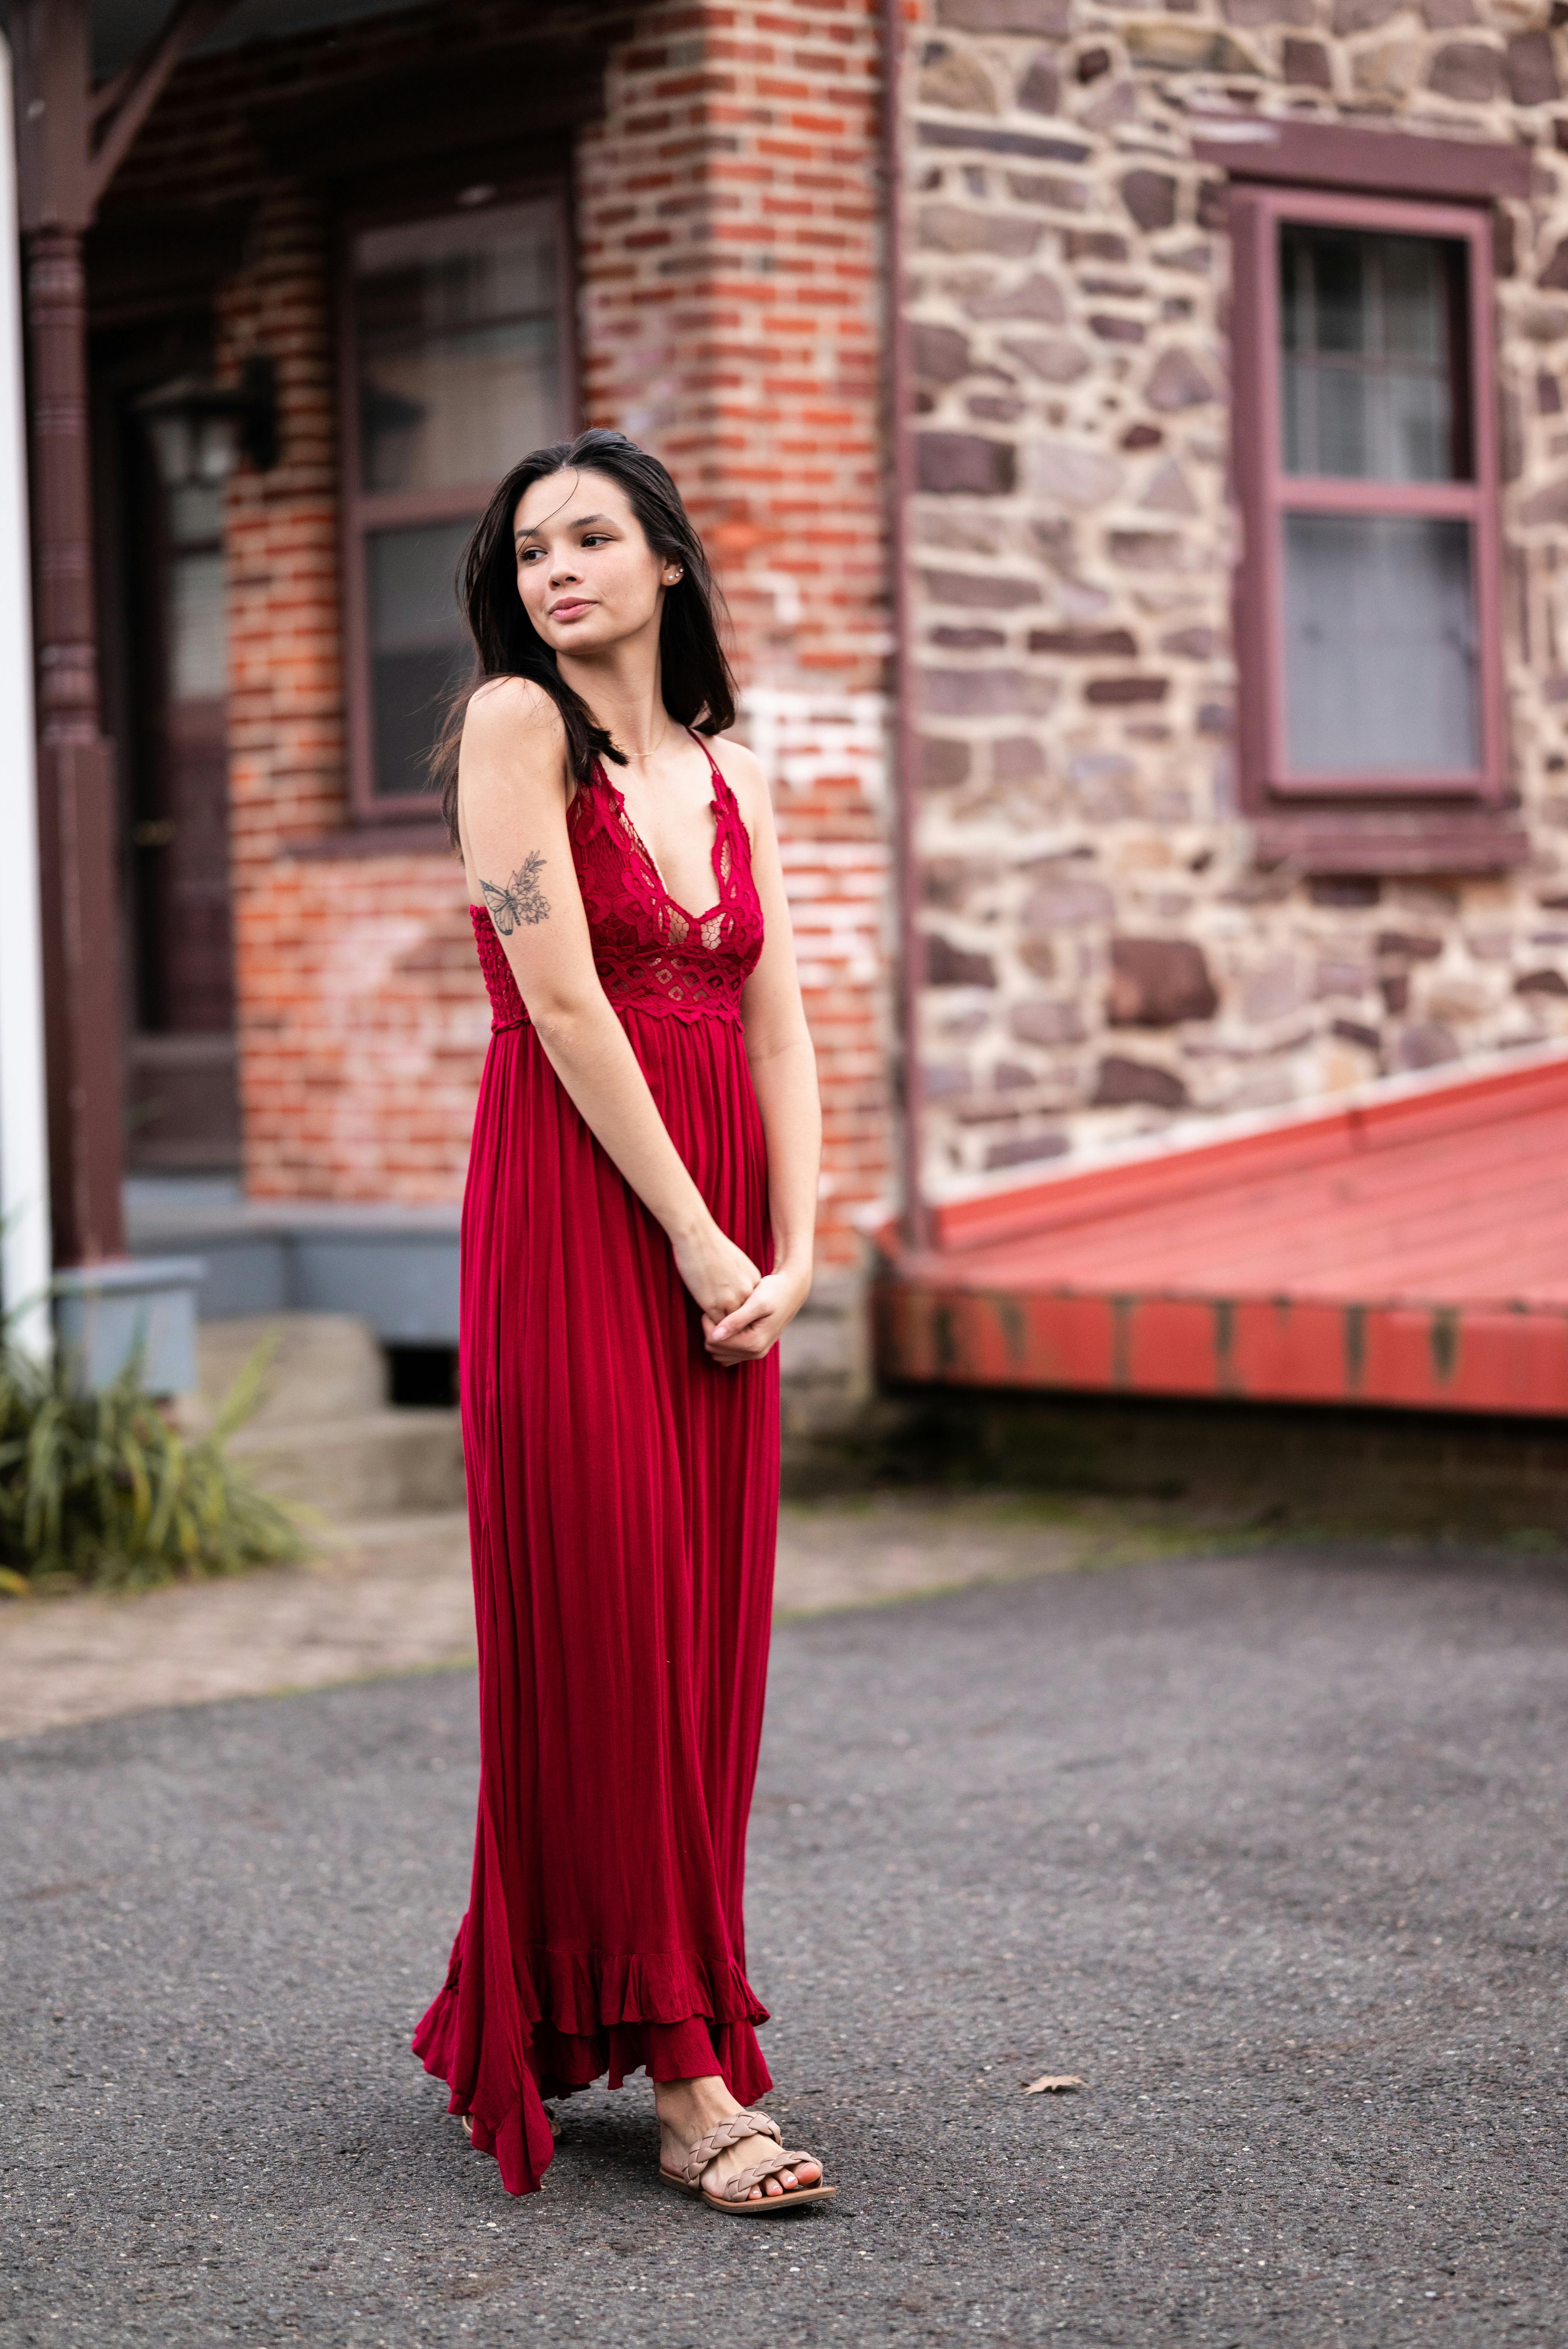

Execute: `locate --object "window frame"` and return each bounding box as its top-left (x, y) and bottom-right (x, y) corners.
top-left (336, 179), bottom-right (579, 825)
top-left (1231, 183), bottom-right (1505, 819)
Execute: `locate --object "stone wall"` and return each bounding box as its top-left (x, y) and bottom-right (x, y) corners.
top-left (903, 0), bottom-right (1568, 1191)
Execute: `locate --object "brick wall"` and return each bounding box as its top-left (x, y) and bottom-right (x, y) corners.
top-left (115, 0), bottom-right (894, 1258)
top-left (217, 189), bottom-right (485, 1205)
top-left (577, 0), bottom-right (893, 1261)
top-left (903, 0), bottom-right (1568, 1194)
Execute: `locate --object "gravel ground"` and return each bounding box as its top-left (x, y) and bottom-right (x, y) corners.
top-left (2, 1543), bottom-right (1564, 2347)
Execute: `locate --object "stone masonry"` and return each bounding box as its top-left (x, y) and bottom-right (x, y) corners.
top-left (903, 0), bottom-right (1568, 1189)
top-left (102, 0), bottom-right (1568, 1254)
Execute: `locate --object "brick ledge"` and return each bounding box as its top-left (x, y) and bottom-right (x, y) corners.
top-left (282, 822), bottom-right (454, 861)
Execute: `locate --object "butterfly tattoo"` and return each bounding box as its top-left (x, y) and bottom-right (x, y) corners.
top-left (480, 852), bottom-right (550, 935)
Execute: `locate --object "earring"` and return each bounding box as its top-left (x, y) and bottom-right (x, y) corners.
top-left (667, 568), bottom-right (683, 583)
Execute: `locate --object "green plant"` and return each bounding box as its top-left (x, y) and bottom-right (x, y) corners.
top-left (0, 1331), bottom-right (306, 1592)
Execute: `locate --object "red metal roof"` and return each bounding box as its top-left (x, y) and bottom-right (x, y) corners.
top-left (876, 1046), bottom-right (1568, 1416)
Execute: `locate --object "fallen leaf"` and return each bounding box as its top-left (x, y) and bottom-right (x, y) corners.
top-left (1024, 2073), bottom-right (1084, 2094)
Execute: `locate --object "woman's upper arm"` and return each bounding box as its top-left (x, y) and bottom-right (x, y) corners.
top-left (458, 680), bottom-right (600, 1021)
top-left (716, 742), bottom-right (811, 1055)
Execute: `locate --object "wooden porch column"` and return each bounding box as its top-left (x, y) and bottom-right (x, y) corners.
top-left (9, 0), bottom-right (240, 1265)
top-left (11, 0), bottom-right (124, 1263)
top-left (22, 224), bottom-right (124, 1264)
top-left (12, 0), bottom-right (124, 1268)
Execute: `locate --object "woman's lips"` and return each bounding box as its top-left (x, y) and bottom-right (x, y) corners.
top-left (551, 599), bottom-right (593, 621)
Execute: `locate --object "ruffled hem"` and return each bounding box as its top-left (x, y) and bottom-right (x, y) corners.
top-left (413, 1939), bottom-right (557, 2194)
top-left (529, 2012), bottom-right (771, 2101)
top-left (510, 1941), bottom-right (768, 2037)
top-left (412, 1924), bottom-right (773, 2197)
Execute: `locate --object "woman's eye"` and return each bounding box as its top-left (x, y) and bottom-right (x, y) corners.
top-left (581, 533), bottom-right (610, 547)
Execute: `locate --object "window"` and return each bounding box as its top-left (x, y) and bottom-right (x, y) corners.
top-left (340, 192), bottom-right (576, 816)
top-left (1231, 187), bottom-right (1504, 827)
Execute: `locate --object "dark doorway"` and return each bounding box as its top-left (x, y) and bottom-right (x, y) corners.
top-left (97, 320), bottom-right (241, 1173)
top-left (386, 1344), bottom-right (458, 1408)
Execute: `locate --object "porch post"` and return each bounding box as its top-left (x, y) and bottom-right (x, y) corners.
top-left (0, 34), bottom-right (52, 1353)
top-left (10, 0), bottom-right (126, 1264)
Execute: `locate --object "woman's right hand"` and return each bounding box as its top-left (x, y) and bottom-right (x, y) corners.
top-left (671, 1220), bottom-right (762, 1325)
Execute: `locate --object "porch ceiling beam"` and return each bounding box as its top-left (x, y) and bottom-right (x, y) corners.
top-left (87, 0), bottom-right (243, 211)
top-left (86, 58), bottom-right (137, 132)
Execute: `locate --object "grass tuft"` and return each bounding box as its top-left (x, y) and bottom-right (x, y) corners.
top-left (0, 1332), bottom-right (307, 1591)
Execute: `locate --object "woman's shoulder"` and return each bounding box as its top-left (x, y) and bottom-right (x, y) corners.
top-left (464, 674), bottom-right (568, 752)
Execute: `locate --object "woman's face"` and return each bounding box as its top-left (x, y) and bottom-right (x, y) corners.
top-left (512, 469), bottom-right (681, 657)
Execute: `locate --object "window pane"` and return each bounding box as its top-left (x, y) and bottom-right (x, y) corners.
top-left (168, 481), bottom-right (223, 549)
top-left (367, 519), bottom-right (474, 797)
top-left (169, 551), bottom-right (226, 702)
top-left (1282, 513), bottom-right (1479, 777)
top-left (353, 201), bottom-right (567, 495)
top-left (1279, 225), bottom-right (1465, 483)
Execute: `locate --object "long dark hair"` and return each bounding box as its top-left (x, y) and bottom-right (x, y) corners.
top-left (430, 428), bottom-right (736, 843)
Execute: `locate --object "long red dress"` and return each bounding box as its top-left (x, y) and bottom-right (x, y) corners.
top-left (413, 733), bottom-right (780, 2198)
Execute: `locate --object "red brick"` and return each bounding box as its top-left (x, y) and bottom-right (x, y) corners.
top-left (120, 0), bottom-right (892, 1248)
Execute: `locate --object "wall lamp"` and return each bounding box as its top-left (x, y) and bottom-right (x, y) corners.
top-left (136, 354), bottom-right (280, 487)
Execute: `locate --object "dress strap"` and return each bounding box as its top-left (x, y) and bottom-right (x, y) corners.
top-left (685, 725), bottom-right (732, 802)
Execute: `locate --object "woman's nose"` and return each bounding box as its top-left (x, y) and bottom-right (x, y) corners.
top-left (549, 556), bottom-right (580, 587)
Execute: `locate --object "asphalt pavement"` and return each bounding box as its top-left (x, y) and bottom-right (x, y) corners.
top-left (2, 1543), bottom-right (1564, 2347)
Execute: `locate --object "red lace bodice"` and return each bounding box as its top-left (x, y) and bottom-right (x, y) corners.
top-left (470, 732), bottom-right (765, 1032)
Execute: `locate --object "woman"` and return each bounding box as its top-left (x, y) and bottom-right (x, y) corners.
top-left (413, 430), bottom-right (833, 2215)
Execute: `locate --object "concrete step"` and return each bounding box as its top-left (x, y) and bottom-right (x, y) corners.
top-left (227, 1409), bottom-right (465, 1520)
top-left (195, 1311), bottom-right (464, 1521)
top-left (196, 1312), bottom-right (389, 1428)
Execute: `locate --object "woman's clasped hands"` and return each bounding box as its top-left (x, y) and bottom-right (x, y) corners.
top-left (670, 1222), bottom-right (809, 1368)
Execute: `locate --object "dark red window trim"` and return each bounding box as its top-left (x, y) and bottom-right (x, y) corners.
top-left (1233, 186), bottom-right (1504, 806)
top-left (1226, 173), bottom-right (1521, 874)
top-left (1193, 116), bottom-right (1531, 204)
top-left (335, 178), bottom-right (579, 827)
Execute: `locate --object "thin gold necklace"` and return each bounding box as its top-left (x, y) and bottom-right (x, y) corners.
top-left (622, 712), bottom-right (672, 767)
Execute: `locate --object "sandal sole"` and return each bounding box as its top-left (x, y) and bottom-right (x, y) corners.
top-left (659, 2171), bottom-right (836, 2214)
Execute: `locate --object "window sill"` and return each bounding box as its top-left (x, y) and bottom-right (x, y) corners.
top-left (1252, 804), bottom-right (1529, 877)
top-left (282, 820), bottom-right (455, 861)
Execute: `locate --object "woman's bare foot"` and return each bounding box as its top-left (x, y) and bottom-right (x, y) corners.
top-left (654, 2075), bottom-right (823, 2203)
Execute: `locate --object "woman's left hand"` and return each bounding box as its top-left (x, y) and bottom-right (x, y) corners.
top-left (702, 1262), bottom-right (811, 1365)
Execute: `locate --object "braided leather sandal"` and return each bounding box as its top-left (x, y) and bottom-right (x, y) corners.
top-left (659, 2109), bottom-right (835, 2215)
